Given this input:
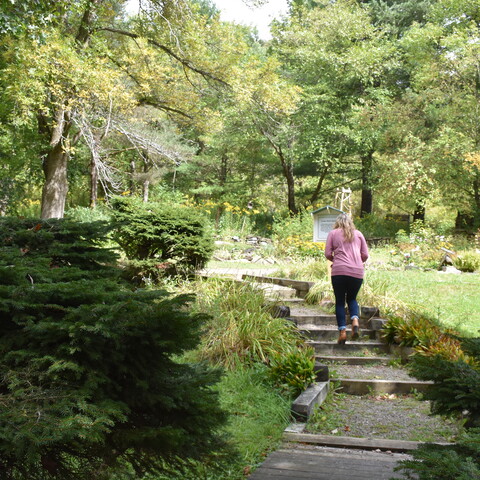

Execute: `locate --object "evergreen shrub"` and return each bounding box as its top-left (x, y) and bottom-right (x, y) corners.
top-left (408, 336), bottom-right (480, 428)
top-left (394, 429), bottom-right (480, 479)
top-left (110, 197), bottom-right (214, 282)
top-left (393, 336), bottom-right (480, 478)
top-left (0, 217), bottom-right (226, 479)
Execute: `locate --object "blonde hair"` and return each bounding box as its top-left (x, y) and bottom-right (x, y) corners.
top-left (334, 213), bottom-right (355, 242)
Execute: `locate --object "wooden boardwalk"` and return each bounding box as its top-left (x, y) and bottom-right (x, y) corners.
top-left (248, 444), bottom-right (410, 480)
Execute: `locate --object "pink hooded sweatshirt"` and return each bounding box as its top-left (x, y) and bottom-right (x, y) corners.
top-left (325, 228), bottom-right (369, 279)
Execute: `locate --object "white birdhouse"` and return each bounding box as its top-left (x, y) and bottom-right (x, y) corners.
top-left (311, 205), bottom-right (344, 242)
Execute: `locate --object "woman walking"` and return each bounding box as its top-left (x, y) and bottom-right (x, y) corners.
top-left (325, 214), bottom-right (369, 344)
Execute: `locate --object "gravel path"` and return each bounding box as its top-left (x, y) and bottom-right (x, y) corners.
top-left (329, 364), bottom-right (415, 381)
top-left (307, 394), bottom-right (461, 442)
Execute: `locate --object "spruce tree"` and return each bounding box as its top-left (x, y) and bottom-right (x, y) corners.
top-left (0, 218), bottom-right (226, 479)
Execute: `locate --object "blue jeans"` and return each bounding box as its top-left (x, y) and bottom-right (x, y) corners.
top-left (331, 275), bottom-right (363, 331)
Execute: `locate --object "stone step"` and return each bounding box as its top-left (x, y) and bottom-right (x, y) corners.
top-left (268, 297), bottom-right (305, 304)
top-left (308, 340), bottom-right (390, 355)
top-left (242, 274), bottom-right (315, 298)
top-left (300, 325), bottom-right (376, 341)
top-left (291, 382), bottom-right (329, 421)
top-left (254, 283), bottom-right (297, 299)
top-left (332, 378), bottom-right (433, 395)
top-left (317, 355), bottom-right (392, 365)
top-left (292, 314), bottom-right (371, 328)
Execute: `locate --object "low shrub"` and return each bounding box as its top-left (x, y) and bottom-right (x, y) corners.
top-left (454, 251), bottom-right (480, 272)
top-left (268, 347), bottom-right (316, 397)
top-left (355, 213), bottom-right (407, 238)
top-left (110, 196), bottom-right (214, 282)
top-left (394, 428), bottom-right (480, 480)
top-left (408, 337), bottom-right (480, 427)
top-left (389, 222), bottom-right (453, 269)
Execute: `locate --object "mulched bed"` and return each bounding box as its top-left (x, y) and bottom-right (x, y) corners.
top-left (306, 394), bottom-right (462, 443)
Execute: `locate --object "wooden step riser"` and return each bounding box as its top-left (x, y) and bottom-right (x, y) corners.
top-left (332, 378), bottom-right (432, 395)
top-left (300, 330), bottom-right (376, 341)
top-left (310, 342), bottom-right (390, 354)
top-left (293, 315), bottom-right (371, 328)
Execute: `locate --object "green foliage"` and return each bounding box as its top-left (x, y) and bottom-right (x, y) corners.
top-left (390, 221), bottom-right (453, 269)
top-left (393, 429), bottom-right (480, 480)
top-left (268, 347), bottom-right (316, 397)
top-left (111, 196), bottom-right (214, 281)
top-left (153, 366), bottom-right (291, 480)
top-left (193, 279), bottom-right (305, 370)
top-left (454, 251), bottom-right (480, 273)
top-left (355, 213), bottom-right (407, 238)
top-left (408, 337), bottom-right (480, 427)
top-left (0, 217), bottom-right (226, 479)
top-left (65, 205), bottom-right (113, 222)
top-left (272, 210), bottom-right (326, 258)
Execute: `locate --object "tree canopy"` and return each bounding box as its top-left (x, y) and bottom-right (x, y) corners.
top-left (1, 0), bottom-right (480, 226)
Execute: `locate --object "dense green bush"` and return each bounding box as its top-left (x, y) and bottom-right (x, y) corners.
top-left (355, 213), bottom-right (408, 238)
top-left (110, 196), bottom-right (214, 281)
top-left (112, 198), bottom-right (213, 280)
top-left (408, 336), bottom-right (480, 428)
top-left (0, 218), bottom-right (226, 479)
top-left (393, 429), bottom-right (480, 479)
top-left (454, 251), bottom-right (480, 272)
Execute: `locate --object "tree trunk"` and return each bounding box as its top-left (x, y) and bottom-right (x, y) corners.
top-left (41, 141), bottom-right (70, 219)
top-left (129, 160), bottom-right (136, 194)
top-left (360, 151), bottom-right (373, 217)
top-left (143, 180), bottom-right (150, 203)
top-left (89, 154), bottom-right (98, 208)
top-left (473, 173), bottom-right (480, 227)
top-left (285, 162), bottom-right (297, 216)
top-left (266, 137), bottom-right (297, 215)
top-left (413, 203), bottom-right (425, 222)
top-left (310, 161), bottom-right (331, 206)
top-left (142, 152), bottom-right (150, 203)
top-left (39, 1), bottom-right (99, 218)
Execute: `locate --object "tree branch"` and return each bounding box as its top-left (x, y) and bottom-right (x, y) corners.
top-left (98, 27), bottom-right (230, 87)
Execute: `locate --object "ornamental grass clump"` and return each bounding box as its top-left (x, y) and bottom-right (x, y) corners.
top-left (454, 251), bottom-right (480, 272)
top-left (194, 279), bottom-right (315, 393)
top-left (0, 217), bottom-right (227, 480)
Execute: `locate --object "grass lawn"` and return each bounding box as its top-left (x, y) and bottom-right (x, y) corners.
top-left (365, 269), bottom-right (480, 334)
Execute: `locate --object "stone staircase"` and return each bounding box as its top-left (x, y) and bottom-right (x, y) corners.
top-left (239, 274), bottom-right (433, 435)
top-left (199, 270), bottom-right (451, 478)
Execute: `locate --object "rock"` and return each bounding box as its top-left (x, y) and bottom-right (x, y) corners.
top-left (268, 305), bottom-right (291, 318)
top-left (361, 306), bottom-right (380, 319)
top-left (440, 266), bottom-right (462, 274)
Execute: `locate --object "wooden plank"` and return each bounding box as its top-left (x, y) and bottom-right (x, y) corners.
top-left (248, 447), bottom-right (407, 479)
top-left (283, 432), bottom-right (422, 452)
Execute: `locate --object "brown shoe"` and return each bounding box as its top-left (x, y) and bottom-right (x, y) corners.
top-left (337, 329), bottom-right (347, 344)
top-left (351, 317), bottom-right (360, 340)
